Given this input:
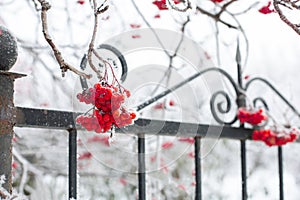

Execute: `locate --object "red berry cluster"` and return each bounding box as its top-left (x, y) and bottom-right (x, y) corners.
top-left (252, 128), bottom-right (299, 146)
top-left (76, 83), bottom-right (136, 133)
top-left (237, 107), bottom-right (267, 125)
top-left (77, 88), bottom-right (95, 104)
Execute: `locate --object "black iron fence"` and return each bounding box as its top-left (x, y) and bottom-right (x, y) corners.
top-left (0, 74), bottom-right (296, 200)
top-left (1, 47), bottom-right (299, 199)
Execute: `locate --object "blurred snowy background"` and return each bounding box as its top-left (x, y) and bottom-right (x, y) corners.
top-left (1, 0), bottom-right (300, 199)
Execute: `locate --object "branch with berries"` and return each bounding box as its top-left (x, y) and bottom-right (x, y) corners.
top-left (76, 82), bottom-right (136, 135)
top-left (237, 107), bottom-right (299, 146)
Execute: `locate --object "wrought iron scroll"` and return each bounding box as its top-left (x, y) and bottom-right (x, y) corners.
top-left (136, 67), bottom-right (243, 123)
top-left (79, 44), bottom-right (128, 91)
top-left (245, 77), bottom-right (300, 118)
top-left (208, 64), bottom-right (244, 124)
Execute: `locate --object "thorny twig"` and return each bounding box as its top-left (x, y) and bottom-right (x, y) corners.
top-left (36, 0), bottom-right (92, 78)
top-left (273, 0), bottom-right (300, 35)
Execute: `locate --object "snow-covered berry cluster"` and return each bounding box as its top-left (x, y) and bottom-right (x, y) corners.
top-left (237, 107), bottom-right (267, 125)
top-left (252, 128), bottom-right (299, 147)
top-left (76, 83), bottom-right (136, 133)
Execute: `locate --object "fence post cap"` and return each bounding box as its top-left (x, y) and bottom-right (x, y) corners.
top-left (0, 26), bottom-right (18, 71)
top-left (0, 71), bottom-right (26, 79)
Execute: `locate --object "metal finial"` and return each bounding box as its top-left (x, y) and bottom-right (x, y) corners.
top-left (236, 38), bottom-right (241, 66)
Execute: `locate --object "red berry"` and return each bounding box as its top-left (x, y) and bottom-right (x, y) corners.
top-left (77, 0), bottom-right (85, 5)
top-left (130, 112), bottom-right (136, 119)
top-left (125, 90), bottom-right (131, 97)
top-left (103, 114), bottom-right (111, 122)
top-left (169, 100), bottom-right (175, 106)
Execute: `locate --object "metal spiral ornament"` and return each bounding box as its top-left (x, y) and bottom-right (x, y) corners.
top-left (253, 97), bottom-right (269, 111)
top-left (79, 44), bottom-right (128, 91)
top-left (205, 68), bottom-right (241, 125)
top-left (246, 77), bottom-right (300, 118)
top-left (210, 90), bottom-right (238, 125)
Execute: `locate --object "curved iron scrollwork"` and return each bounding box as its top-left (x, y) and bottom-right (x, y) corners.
top-left (206, 68), bottom-right (242, 125)
top-left (210, 90), bottom-right (238, 125)
top-left (245, 77), bottom-right (300, 118)
top-left (136, 67), bottom-right (243, 125)
top-left (253, 97), bottom-right (269, 111)
top-left (79, 44), bottom-right (128, 91)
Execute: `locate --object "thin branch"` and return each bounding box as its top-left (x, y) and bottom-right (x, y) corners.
top-left (196, 6), bottom-right (238, 29)
top-left (172, 17), bottom-right (190, 59)
top-left (273, 0), bottom-right (300, 35)
top-left (281, 0), bottom-right (300, 9)
top-left (166, 0), bottom-right (192, 12)
top-left (37, 0), bottom-right (91, 78)
top-left (12, 148), bottom-right (44, 195)
top-left (87, 0), bottom-right (109, 79)
top-left (215, 0), bottom-right (238, 18)
top-left (130, 0), bottom-right (171, 57)
top-left (232, 2), bottom-right (260, 15)
top-left (30, 0), bottom-right (40, 11)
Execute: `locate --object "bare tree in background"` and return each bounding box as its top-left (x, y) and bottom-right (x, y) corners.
top-left (0, 0), bottom-right (300, 199)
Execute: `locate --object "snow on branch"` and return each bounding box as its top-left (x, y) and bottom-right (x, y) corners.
top-left (36, 0), bottom-right (92, 78)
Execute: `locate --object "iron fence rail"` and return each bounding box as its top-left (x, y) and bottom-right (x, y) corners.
top-left (13, 106), bottom-right (284, 200)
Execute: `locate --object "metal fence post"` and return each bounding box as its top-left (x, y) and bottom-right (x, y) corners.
top-left (236, 41), bottom-right (248, 200)
top-left (0, 71), bottom-right (24, 195)
top-left (138, 134), bottom-right (146, 200)
top-left (68, 127), bottom-right (77, 199)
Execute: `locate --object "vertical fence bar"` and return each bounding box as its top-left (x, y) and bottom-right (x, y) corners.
top-left (0, 72), bottom-right (23, 196)
top-left (241, 141), bottom-right (247, 200)
top-left (68, 128), bottom-right (77, 199)
top-left (194, 137), bottom-right (202, 200)
top-left (278, 146), bottom-right (284, 200)
top-left (236, 40), bottom-right (248, 200)
top-left (138, 134), bottom-right (146, 200)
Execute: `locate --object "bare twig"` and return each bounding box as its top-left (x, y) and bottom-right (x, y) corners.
top-left (166, 0), bottom-right (192, 12)
top-left (37, 0), bottom-right (92, 78)
top-left (215, 0), bottom-right (238, 18)
top-left (273, 0), bottom-right (300, 35)
top-left (87, 0), bottom-right (109, 79)
top-left (12, 149), bottom-right (43, 194)
top-left (196, 6), bottom-right (238, 29)
top-left (30, 0), bottom-right (40, 11)
top-left (171, 17), bottom-right (191, 59)
top-left (232, 2), bottom-right (260, 15)
top-left (130, 0), bottom-right (171, 57)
